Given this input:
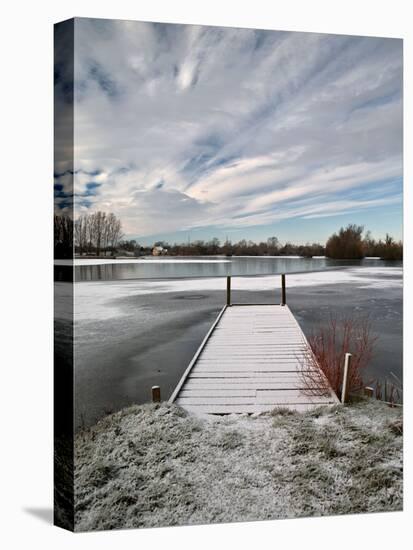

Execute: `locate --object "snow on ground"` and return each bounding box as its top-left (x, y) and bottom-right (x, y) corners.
top-left (74, 400), bottom-right (402, 531)
top-left (68, 267), bottom-right (402, 321)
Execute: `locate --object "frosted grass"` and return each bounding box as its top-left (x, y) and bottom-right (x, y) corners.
top-left (75, 400), bottom-right (402, 531)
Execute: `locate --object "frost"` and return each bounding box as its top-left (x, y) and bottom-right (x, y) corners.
top-left (75, 400), bottom-right (402, 531)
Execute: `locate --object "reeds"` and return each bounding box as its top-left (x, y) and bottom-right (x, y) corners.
top-left (373, 372), bottom-right (403, 406)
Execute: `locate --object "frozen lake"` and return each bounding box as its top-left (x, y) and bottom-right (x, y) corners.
top-left (54, 255), bottom-right (401, 281)
top-left (53, 263), bottom-right (404, 429)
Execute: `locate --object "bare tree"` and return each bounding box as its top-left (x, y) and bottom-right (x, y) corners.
top-left (107, 212), bottom-right (124, 253)
top-left (54, 214), bottom-right (73, 258)
top-left (267, 236), bottom-right (279, 255)
top-left (74, 214), bottom-right (89, 255)
top-left (74, 211), bottom-right (123, 256)
top-left (95, 211), bottom-right (107, 256)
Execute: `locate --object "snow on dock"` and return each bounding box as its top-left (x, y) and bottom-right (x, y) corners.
top-left (169, 304), bottom-right (339, 414)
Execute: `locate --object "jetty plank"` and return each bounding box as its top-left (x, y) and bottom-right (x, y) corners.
top-left (170, 304), bottom-right (339, 414)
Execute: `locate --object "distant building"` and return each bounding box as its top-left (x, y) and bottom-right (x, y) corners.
top-left (152, 246), bottom-right (168, 256)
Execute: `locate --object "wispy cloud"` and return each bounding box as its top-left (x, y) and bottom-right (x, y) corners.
top-left (55, 19), bottom-right (402, 239)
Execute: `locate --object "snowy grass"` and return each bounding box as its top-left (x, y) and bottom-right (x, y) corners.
top-left (75, 400), bottom-right (402, 531)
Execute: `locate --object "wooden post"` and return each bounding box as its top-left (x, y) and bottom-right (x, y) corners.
top-left (341, 353), bottom-right (352, 403)
top-left (281, 274), bottom-right (286, 306)
top-left (152, 385), bottom-right (161, 403)
top-left (226, 276), bottom-right (231, 306)
top-left (364, 386), bottom-right (374, 398)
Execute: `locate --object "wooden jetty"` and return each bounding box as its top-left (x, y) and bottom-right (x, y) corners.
top-left (169, 275), bottom-right (339, 415)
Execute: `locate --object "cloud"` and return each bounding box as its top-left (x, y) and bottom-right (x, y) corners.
top-left (119, 187), bottom-right (212, 235)
top-left (55, 19), bottom-right (402, 238)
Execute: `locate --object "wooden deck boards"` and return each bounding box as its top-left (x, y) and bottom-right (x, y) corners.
top-left (170, 305), bottom-right (339, 414)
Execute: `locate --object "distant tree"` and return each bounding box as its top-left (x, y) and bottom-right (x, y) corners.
top-left (267, 236), bottom-right (279, 255)
top-left (325, 224), bottom-right (365, 259)
top-left (362, 230), bottom-right (377, 257)
top-left (299, 242), bottom-right (325, 258)
top-left (261, 242), bottom-right (269, 254)
top-left (74, 211), bottom-right (123, 256)
top-left (74, 214), bottom-right (87, 255)
top-left (54, 214), bottom-right (73, 259)
top-left (93, 211), bottom-right (106, 256)
top-left (107, 212), bottom-right (124, 253)
top-left (222, 237), bottom-right (233, 256)
top-left (377, 234), bottom-right (403, 260)
top-left (233, 239), bottom-right (248, 255)
top-left (208, 237), bottom-right (221, 255)
top-left (118, 239), bottom-right (139, 253)
top-left (280, 242), bottom-right (296, 255)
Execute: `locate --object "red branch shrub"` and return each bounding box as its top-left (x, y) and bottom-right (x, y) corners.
top-left (302, 315), bottom-right (377, 398)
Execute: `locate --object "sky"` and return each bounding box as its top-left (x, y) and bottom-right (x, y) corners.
top-left (54, 18), bottom-right (403, 245)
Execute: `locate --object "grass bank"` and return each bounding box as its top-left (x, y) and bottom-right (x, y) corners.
top-left (75, 400), bottom-right (402, 531)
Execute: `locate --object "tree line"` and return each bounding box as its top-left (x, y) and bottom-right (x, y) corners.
top-left (54, 213), bottom-right (402, 261)
top-left (145, 237), bottom-right (325, 258)
top-left (144, 225), bottom-right (402, 260)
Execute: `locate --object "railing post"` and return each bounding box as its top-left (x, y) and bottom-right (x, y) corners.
top-left (341, 353), bottom-right (352, 403)
top-left (281, 273), bottom-right (286, 306)
top-left (226, 276), bottom-right (231, 306)
top-left (152, 385), bottom-right (161, 403)
top-left (364, 386), bottom-right (374, 398)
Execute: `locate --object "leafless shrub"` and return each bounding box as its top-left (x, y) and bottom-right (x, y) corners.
top-left (299, 315), bottom-right (377, 398)
top-left (298, 348), bottom-right (333, 398)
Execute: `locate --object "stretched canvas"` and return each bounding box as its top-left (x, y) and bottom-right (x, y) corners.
top-left (54, 17), bottom-right (403, 532)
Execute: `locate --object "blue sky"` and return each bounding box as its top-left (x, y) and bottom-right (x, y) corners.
top-left (55, 19), bottom-right (403, 244)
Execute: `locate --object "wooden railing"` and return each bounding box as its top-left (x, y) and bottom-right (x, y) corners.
top-left (225, 273), bottom-right (287, 306)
